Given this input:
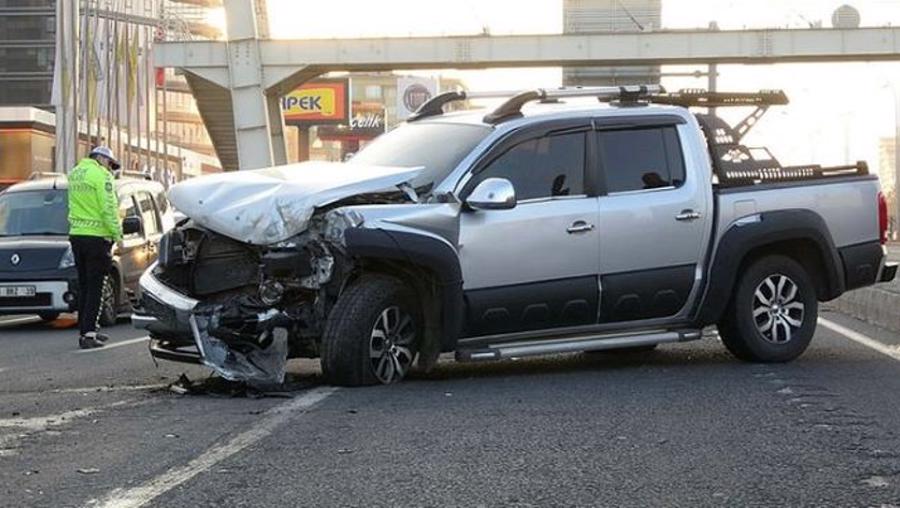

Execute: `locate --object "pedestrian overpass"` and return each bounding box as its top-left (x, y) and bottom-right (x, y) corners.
top-left (156, 0), bottom-right (900, 171)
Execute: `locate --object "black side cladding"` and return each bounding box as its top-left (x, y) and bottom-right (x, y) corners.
top-left (695, 209), bottom-right (845, 326)
top-left (343, 228), bottom-right (464, 351)
top-left (600, 265), bottom-right (695, 323)
top-left (464, 276), bottom-right (597, 337)
top-left (839, 241), bottom-right (883, 290)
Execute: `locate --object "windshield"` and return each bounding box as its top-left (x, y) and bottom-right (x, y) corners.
top-left (348, 122), bottom-right (491, 193)
top-left (0, 189), bottom-right (69, 236)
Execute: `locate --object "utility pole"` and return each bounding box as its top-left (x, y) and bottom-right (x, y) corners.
top-left (52, 0), bottom-right (80, 173)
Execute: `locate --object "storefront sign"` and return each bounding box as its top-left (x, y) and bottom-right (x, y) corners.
top-left (282, 79), bottom-right (349, 125)
top-left (317, 102), bottom-right (386, 140)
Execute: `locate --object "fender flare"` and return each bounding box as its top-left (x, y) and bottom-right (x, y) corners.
top-left (694, 209), bottom-right (845, 326)
top-left (343, 227), bottom-right (464, 352)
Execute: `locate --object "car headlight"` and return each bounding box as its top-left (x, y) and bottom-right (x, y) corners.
top-left (58, 245), bottom-right (75, 269)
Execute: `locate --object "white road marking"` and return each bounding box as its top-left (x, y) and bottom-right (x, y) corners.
top-left (73, 336), bottom-right (150, 354)
top-left (50, 383), bottom-right (167, 395)
top-left (819, 318), bottom-right (900, 362)
top-left (0, 316), bottom-right (39, 327)
top-left (0, 400), bottom-right (150, 456)
top-left (87, 386), bottom-right (338, 508)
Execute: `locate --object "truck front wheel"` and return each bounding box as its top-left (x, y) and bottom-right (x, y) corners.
top-left (321, 275), bottom-right (422, 387)
top-left (718, 255), bottom-right (818, 363)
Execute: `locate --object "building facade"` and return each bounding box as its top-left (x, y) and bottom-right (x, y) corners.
top-left (562, 0), bottom-right (661, 86)
top-left (0, 0), bottom-right (221, 185)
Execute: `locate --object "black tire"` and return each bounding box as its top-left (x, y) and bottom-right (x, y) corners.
top-left (38, 311), bottom-right (60, 322)
top-left (320, 275), bottom-right (422, 387)
top-left (98, 275), bottom-right (118, 327)
top-left (718, 255), bottom-right (818, 363)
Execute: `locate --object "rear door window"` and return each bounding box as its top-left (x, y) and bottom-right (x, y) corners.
top-left (119, 194), bottom-right (141, 241)
top-left (597, 126), bottom-right (685, 193)
top-left (155, 190), bottom-right (169, 214)
top-left (136, 192), bottom-right (161, 236)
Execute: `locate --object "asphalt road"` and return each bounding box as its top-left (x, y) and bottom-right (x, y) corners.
top-left (1, 310), bottom-right (900, 507)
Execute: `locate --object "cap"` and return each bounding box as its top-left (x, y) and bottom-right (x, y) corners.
top-left (89, 146), bottom-right (121, 170)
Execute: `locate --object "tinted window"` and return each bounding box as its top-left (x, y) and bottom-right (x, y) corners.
top-left (155, 190), bottom-right (169, 213)
top-left (598, 127), bottom-right (685, 193)
top-left (475, 132), bottom-right (585, 201)
top-left (0, 190), bottom-right (68, 236)
top-left (137, 192), bottom-right (161, 236)
top-left (119, 195), bottom-right (140, 240)
top-left (349, 122), bottom-right (491, 193)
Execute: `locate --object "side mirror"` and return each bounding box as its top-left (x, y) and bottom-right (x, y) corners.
top-left (122, 216), bottom-right (143, 236)
top-left (466, 178), bottom-right (517, 211)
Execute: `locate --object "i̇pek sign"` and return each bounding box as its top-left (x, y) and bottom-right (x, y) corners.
top-left (282, 79), bottom-right (350, 125)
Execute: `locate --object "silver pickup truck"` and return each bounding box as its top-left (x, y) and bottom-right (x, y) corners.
top-left (133, 86), bottom-right (896, 386)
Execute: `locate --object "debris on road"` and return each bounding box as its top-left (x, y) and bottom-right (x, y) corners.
top-left (165, 372), bottom-right (316, 399)
top-left (77, 468), bottom-right (100, 475)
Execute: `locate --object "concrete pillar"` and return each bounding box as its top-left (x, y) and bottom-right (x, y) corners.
top-left (223, 0), bottom-right (285, 170)
top-left (297, 127), bottom-right (310, 162)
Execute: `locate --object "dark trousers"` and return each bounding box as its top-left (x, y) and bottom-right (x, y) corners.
top-left (70, 235), bottom-right (113, 336)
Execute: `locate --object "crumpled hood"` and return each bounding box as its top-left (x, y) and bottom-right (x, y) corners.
top-left (168, 161), bottom-right (422, 245)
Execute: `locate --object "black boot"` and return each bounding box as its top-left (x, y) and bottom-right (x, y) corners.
top-left (79, 335), bottom-right (105, 349)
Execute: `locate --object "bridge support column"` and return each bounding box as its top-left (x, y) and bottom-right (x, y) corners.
top-left (224, 0), bottom-right (286, 170)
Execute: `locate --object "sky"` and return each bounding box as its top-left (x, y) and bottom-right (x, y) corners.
top-left (255, 0), bottom-right (900, 186)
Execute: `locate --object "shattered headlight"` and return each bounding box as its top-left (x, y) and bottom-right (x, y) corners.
top-left (322, 209), bottom-right (364, 245)
top-left (58, 245), bottom-right (75, 269)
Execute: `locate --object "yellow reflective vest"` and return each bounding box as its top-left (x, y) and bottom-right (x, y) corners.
top-left (67, 158), bottom-right (122, 241)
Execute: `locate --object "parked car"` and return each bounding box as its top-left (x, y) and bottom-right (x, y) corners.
top-left (134, 86), bottom-right (896, 386)
top-left (0, 175), bottom-right (173, 323)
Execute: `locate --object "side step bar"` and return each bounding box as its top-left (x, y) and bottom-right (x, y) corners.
top-left (455, 329), bottom-right (701, 362)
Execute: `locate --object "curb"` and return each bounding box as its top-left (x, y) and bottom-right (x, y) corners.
top-left (824, 286), bottom-right (900, 333)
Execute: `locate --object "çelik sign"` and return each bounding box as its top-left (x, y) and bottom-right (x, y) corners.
top-left (282, 79), bottom-right (350, 125)
top-left (396, 77), bottom-right (437, 120)
top-left (317, 102), bottom-right (386, 140)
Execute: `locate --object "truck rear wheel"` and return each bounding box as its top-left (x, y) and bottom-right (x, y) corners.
top-left (320, 275), bottom-right (422, 387)
top-left (718, 255), bottom-right (817, 363)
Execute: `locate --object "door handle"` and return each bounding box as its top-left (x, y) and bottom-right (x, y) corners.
top-left (675, 210), bottom-right (702, 221)
top-left (567, 221), bottom-right (595, 234)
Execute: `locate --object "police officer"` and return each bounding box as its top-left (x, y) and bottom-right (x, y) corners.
top-left (67, 146), bottom-right (122, 349)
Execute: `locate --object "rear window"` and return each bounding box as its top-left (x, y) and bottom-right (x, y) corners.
top-left (597, 126), bottom-right (685, 193)
top-left (0, 189), bottom-right (68, 236)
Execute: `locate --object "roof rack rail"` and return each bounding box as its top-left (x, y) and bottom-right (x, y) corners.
top-left (407, 90), bottom-right (522, 122)
top-left (408, 84), bottom-right (664, 124)
top-left (483, 84), bottom-right (664, 124)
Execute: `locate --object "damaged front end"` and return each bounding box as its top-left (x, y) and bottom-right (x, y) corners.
top-left (135, 211), bottom-right (360, 386)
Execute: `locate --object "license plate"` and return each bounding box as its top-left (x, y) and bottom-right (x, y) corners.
top-left (0, 286), bottom-right (36, 298)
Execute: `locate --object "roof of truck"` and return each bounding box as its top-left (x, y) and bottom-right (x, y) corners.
top-left (419, 101), bottom-right (690, 129)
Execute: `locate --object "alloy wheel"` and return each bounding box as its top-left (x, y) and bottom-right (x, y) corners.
top-left (369, 306), bottom-right (416, 384)
top-left (752, 274), bottom-right (805, 344)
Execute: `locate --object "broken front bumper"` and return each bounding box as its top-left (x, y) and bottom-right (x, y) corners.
top-left (133, 263), bottom-right (290, 385)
